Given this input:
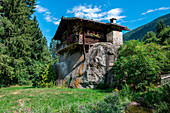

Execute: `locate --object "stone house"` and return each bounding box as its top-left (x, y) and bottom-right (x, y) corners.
top-left (53, 17), bottom-right (130, 88)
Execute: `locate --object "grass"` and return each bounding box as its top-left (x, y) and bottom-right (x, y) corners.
top-left (0, 86), bottom-right (110, 113)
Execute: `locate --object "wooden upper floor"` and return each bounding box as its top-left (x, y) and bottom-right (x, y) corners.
top-left (53, 17), bottom-right (130, 53)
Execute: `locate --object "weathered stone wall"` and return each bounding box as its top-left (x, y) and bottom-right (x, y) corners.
top-left (106, 30), bottom-right (123, 46)
top-left (53, 42), bottom-right (120, 88)
top-left (53, 51), bottom-right (82, 85)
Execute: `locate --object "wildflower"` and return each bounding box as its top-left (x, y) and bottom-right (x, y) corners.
top-left (20, 103), bottom-right (24, 107)
top-left (28, 108), bottom-right (31, 111)
top-left (80, 106), bottom-right (83, 109)
top-left (114, 88), bottom-right (119, 91)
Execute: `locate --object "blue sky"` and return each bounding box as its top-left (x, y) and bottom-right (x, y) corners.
top-left (34, 0), bottom-right (170, 46)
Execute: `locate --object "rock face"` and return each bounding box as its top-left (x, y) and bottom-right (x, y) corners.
top-left (53, 42), bottom-right (120, 88)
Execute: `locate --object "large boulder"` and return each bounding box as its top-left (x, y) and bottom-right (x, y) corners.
top-left (54, 42), bottom-right (120, 88)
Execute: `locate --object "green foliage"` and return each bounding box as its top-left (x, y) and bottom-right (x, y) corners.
top-left (0, 0), bottom-right (53, 86)
top-left (32, 64), bottom-right (56, 88)
top-left (158, 26), bottom-right (170, 45)
top-left (142, 31), bottom-right (158, 43)
top-left (49, 39), bottom-right (57, 58)
top-left (49, 38), bottom-right (60, 64)
top-left (113, 40), bottom-right (169, 91)
top-left (142, 23), bottom-right (169, 46)
top-left (61, 86), bottom-right (131, 113)
top-left (30, 61), bottom-right (47, 87)
top-left (141, 25), bottom-right (170, 73)
top-left (156, 20), bottom-right (165, 37)
top-left (41, 64), bottom-right (56, 87)
top-left (133, 83), bottom-right (170, 113)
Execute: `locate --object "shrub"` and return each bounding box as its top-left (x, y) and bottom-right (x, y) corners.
top-left (113, 40), bottom-right (169, 91)
top-left (41, 64), bottom-right (56, 87)
top-left (32, 63), bottom-right (56, 88)
top-left (133, 83), bottom-right (170, 113)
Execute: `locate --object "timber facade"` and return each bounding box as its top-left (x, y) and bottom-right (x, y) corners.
top-left (53, 17), bottom-right (130, 54)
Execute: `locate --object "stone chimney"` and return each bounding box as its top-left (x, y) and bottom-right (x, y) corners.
top-left (110, 18), bottom-right (117, 24)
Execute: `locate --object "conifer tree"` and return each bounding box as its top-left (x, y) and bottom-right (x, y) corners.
top-left (49, 39), bottom-right (57, 58)
top-left (0, 0), bottom-right (52, 86)
top-left (156, 20), bottom-right (165, 37)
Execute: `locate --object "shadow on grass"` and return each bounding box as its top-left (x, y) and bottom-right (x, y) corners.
top-left (2, 86), bottom-right (36, 90)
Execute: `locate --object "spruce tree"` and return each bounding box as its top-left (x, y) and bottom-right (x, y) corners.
top-left (0, 0), bottom-right (52, 86)
top-left (156, 20), bottom-right (165, 37)
top-left (49, 39), bottom-right (57, 58)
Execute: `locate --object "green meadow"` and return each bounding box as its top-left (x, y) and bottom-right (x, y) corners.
top-left (0, 86), bottom-right (110, 113)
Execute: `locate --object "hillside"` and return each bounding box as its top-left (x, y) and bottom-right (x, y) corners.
top-left (123, 13), bottom-right (170, 41)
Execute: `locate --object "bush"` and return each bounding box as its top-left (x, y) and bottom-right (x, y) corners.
top-left (113, 40), bottom-right (169, 91)
top-left (32, 62), bottom-right (56, 88)
top-left (40, 64), bottom-right (56, 87)
top-left (133, 83), bottom-right (170, 113)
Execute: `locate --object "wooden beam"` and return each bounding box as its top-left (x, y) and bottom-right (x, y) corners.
top-left (82, 26), bottom-right (86, 60)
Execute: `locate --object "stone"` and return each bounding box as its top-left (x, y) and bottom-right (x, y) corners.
top-left (53, 42), bottom-right (120, 88)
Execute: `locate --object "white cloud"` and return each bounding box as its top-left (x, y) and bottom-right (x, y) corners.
top-left (67, 5), bottom-right (126, 22)
top-left (142, 7), bottom-right (170, 15)
top-left (120, 17), bottom-right (146, 23)
top-left (45, 12), bottom-right (51, 15)
top-left (53, 20), bottom-right (61, 25)
top-left (45, 15), bottom-right (53, 22)
top-left (36, 5), bottom-right (60, 25)
top-left (36, 1), bottom-right (40, 4)
top-left (129, 17), bottom-right (146, 22)
top-left (53, 17), bottom-right (58, 20)
top-left (67, 5), bottom-right (101, 14)
top-left (36, 5), bottom-right (48, 13)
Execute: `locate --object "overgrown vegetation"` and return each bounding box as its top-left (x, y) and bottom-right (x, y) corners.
top-left (113, 20), bottom-right (170, 91)
top-left (109, 20), bottom-right (170, 113)
top-left (133, 83), bottom-right (170, 113)
top-left (113, 40), bottom-right (168, 91)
